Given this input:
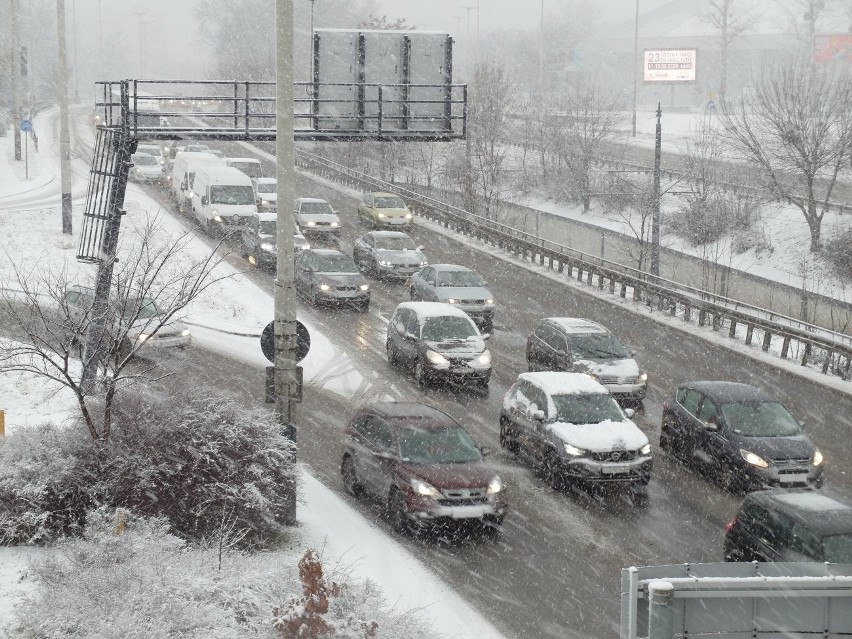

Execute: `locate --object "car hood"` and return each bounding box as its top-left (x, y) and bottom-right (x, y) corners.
top-left (729, 432), bottom-right (815, 460)
top-left (316, 272), bottom-right (366, 286)
top-left (424, 338), bottom-right (485, 357)
top-left (376, 249), bottom-right (425, 264)
top-left (375, 207), bottom-right (410, 217)
top-left (434, 286), bottom-right (493, 301)
top-left (573, 357), bottom-right (639, 377)
top-left (401, 461), bottom-right (495, 489)
top-left (299, 213), bottom-right (340, 224)
top-left (547, 419), bottom-right (649, 452)
top-left (128, 317), bottom-right (187, 336)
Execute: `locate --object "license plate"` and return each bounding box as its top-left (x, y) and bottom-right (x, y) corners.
top-left (450, 505), bottom-right (491, 519)
top-left (451, 366), bottom-right (473, 373)
top-left (779, 474), bottom-right (807, 484)
top-left (602, 463), bottom-right (630, 475)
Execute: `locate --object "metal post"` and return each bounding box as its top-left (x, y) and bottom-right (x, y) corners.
top-left (648, 581), bottom-right (675, 639)
top-left (12, 0), bottom-right (22, 161)
top-left (58, 0), bottom-right (73, 235)
top-left (275, 0), bottom-right (298, 524)
top-left (71, 0), bottom-right (79, 102)
top-left (650, 103), bottom-right (661, 278)
top-left (539, 0), bottom-right (544, 103)
top-left (632, 0), bottom-right (639, 137)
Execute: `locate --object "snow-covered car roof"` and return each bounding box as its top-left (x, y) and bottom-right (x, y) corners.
top-left (395, 301), bottom-right (475, 322)
top-left (254, 177), bottom-right (276, 185)
top-left (517, 371), bottom-right (610, 396)
top-left (227, 157), bottom-right (260, 163)
top-left (255, 211), bottom-right (277, 223)
top-left (296, 197), bottom-right (329, 204)
top-left (365, 230), bottom-right (413, 239)
top-left (771, 491), bottom-right (851, 513)
top-left (429, 264), bottom-right (473, 273)
top-left (544, 317), bottom-right (608, 334)
top-left (366, 191), bottom-right (403, 198)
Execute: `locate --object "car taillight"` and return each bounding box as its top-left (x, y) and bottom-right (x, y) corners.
top-left (724, 517), bottom-right (737, 534)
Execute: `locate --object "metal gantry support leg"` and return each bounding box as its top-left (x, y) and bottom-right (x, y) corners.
top-left (647, 580), bottom-right (675, 639)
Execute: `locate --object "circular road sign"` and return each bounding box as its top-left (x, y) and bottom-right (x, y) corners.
top-left (20, 119), bottom-right (32, 132)
top-left (261, 320), bottom-right (310, 364)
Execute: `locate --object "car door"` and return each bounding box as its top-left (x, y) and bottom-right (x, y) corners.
top-left (523, 385), bottom-right (553, 467)
top-left (350, 414), bottom-right (389, 497)
top-left (737, 504), bottom-right (786, 561)
top-left (294, 252), bottom-right (312, 295)
top-left (669, 387), bottom-right (703, 459)
top-left (242, 217), bottom-right (259, 256)
top-left (411, 267), bottom-right (434, 300)
top-left (693, 395), bottom-right (723, 467)
top-left (354, 234), bottom-right (374, 269)
top-left (543, 325), bottom-right (569, 371)
top-left (511, 381), bottom-right (545, 463)
top-left (396, 308), bottom-right (420, 365)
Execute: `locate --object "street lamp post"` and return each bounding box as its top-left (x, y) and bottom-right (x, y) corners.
top-left (650, 103), bottom-right (662, 279)
top-left (632, 0), bottom-right (639, 137)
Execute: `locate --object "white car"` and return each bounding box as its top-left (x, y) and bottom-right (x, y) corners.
top-left (294, 197), bottom-right (341, 237)
top-left (252, 177), bottom-right (278, 210)
top-left (129, 153), bottom-right (164, 182)
top-left (499, 372), bottom-right (652, 490)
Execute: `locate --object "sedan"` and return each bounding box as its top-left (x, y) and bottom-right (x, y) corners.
top-left (660, 381), bottom-right (824, 492)
top-left (357, 192), bottom-right (413, 229)
top-left (129, 153), bottom-right (164, 182)
top-left (409, 264), bottom-right (495, 335)
top-left (352, 230), bottom-right (427, 280)
top-left (295, 248), bottom-right (370, 311)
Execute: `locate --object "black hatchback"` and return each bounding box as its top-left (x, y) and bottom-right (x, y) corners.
top-left (724, 489), bottom-right (852, 562)
top-left (660, 381), bottom-right (823, 492)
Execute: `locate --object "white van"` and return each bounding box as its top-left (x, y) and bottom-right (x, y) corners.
top-left (225, 157), bottom-right (263, 179)
top-left (191, 166), bottom-right (258, 232)
top-left (170, 151), bottom-right (224, 214)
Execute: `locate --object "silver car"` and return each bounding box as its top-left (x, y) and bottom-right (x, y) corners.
top-left (352, 231), bottom-right (427, 280)
top-left (295, 248), bottom-right (370, 312)
top-left (408, 264), bottom-right (495, 335)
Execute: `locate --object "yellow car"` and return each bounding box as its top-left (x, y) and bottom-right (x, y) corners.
top-left (357, 192), bottom-right (414, 229)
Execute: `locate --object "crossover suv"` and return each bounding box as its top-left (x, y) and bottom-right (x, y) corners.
top-left (352, 230), bottom-right (427, 280)
top-left (294, 197), bottom-right (341, 238)
top-left (386, 302), bottom-right (491, 395)
top-left (660, 381), bottom-right (823, 492)
top-left (357, 192), bottom-right (413, 229)
top-left (241, 214), bottom-right (309, 268)
top-left (295, 248), bottom-right (370, 311)
top-left (724, 489), bottom-right (852, 563)
top-left (408, 264), bottom-right (495, 335)
top-left (500, 372), bottom-right (652, 490)
top-left (526, 318), bottom-right (646, 404)
top-left (341, 401), bottom-right (507, 534)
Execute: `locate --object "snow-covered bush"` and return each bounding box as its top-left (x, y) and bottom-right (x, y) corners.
top-left (825, 227), bottom-right (852, 279)
top-left (669, 193), bottom-right (760, 246)
top-left (12, 509), bottom-right (441, 639)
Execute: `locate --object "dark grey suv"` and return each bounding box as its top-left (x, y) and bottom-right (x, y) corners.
top-left (724, 489), bottom-right (852, 563)
top-left (295, 248), bottom-right (370, 311)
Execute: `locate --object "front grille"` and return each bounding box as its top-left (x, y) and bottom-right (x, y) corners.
top-left (599, 375), bottom-right (640, 385)
top-left (438, 487), bottom-right (488, 506)
top-left (334, 285), bottom-right (356, 292)
top-left (590, 450), bottom-right (639, 463)
top-left (461, 299), bottom-right (487, 305)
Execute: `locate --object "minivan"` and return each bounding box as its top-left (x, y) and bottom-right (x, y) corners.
top-left (170, 151), bottom-right (224, 214)
top-left (190, 166), bottom-right (258, 232)
top-left (225, 157), bottom-right (263, 179)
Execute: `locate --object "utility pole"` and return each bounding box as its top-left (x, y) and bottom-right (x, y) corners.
top-left (71, 0), bottom-right (79, 102)
top-left (632, 0), bottom-right (639, 137)
top-left (275, 0), bottom-right (298, 524)
top-left (58, 0), bottom-right (73, 235)
top-left (539, 0), bottom-right (545, 102)
top-left (650, 103), bottom-right (662, 279)
top-left (463, 5), bottom-right (474, 34)
top-left (12, 0), bottom-right (22, 161)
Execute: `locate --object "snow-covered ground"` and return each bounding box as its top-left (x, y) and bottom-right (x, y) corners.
top-left (0, 108), bottom-right (505, 638)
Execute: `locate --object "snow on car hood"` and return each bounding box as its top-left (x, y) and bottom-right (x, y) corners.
top-left (547, 419), bottom-right (648, 452)
top-left (319, 272), bottom-right (366, 286)
top-left (376, 249), bottom-right (425, 265)
top-left (299, 213), bottom-right (340, 224)
top-left (424, 337), bottom-right (485, 357)
top-left (434, 286), bottom-right (492, 301)
top-left (573, 357), bottom-right (639, 378)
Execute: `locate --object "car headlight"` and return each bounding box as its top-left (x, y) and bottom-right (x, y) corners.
top-left (306, 221), bottom-right (316, 227)
top-left (410, 477), bottom-right (440, 497)
top-left (639, 373), bottom-right (648, 382)
top-left (813, 449), bottom-right (824, 466)
top-left (420, 260), bottom-right (428, 266)
top-left (486, 476), bottom-right (503, 495)
top-left (181, 329), bottom-right (191, 337)
top-left (319, 283), bottom-right (332, 291)
top-left (136, 333), bottom-right (150, 343)
top-left (331, 222), bottom-right (340, 228)
top-left (446, 298), bottom-right (460, 304)
top-left (379, 260), bottom-right (392, 266)
top-left (261, 199), bottom-right (269, 206)
top-left (213, 215), bottom-right (223, 223)
top-left (640, 443), bottom-right (651, 455)
top-left (359, 284), bottom-right (370, 291)
top-left (260, 242), bottom-right (275, 251)
top-left (740, 449), bottom-right (769, 468)
top-left (405, 213), bottom-right (413, 219)
top-left (189, 191), bottom-right (195, 198)
top-left (476, 349), bottom-right (492, 365)
top-left (564, 443), bottom-right (587, 457)
top-left (377, 212), bottom-right (386, 218)
top-left (484, 299), bottom-right (494, 305)
top-left (425, 350), bottom-right (449, 365)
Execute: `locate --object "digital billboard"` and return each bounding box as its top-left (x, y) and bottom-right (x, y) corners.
top-left (814, 34), bottom-right (852, 62)
top-left (643, 49), bottom-right (697, 83)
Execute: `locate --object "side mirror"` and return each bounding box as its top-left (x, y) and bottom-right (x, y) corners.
top-left (404, 332), bottom-right (417, 340)
top-left (373, 450), bottom-right (394, 461)
top-left (479, 446), bottom-right (493, 457)
top-left (527, 407), bottom-right (545, 421)
top-left (624, 408), bottom-right (636, 419)
top-left (705, 420), bottom-right (718, 431)
top-left (481, 332), bottom-right (491, 340)
top-left (201, 196), bottom-right (208, 206)
top-left (416, 245), bottom-right (425, 252)
top-left (629, 349), bottom-right (637, 357)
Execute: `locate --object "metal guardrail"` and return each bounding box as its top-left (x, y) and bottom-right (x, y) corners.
top-left (294, 149), bottom-right (852, 382)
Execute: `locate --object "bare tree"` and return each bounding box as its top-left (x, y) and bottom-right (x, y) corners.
top-left (772, 0), bottom-right (845, 53)
top-left (0, 215), bottom-right (235, 444)
top-left (551, 75), bottom-right (625, 213)
top-left (702, 0), bottom-right (759, 105)
top-left (720, 58), bottom-right (852, 251)
top-left (599, 172), bottom-right (656, 272)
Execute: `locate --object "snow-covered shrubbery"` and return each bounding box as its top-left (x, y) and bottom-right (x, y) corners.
top-left (11, 508), bottom-right (439, 639)
top-left (826, 227), bottom-right (852, 279)
top-left (0, 390), bottom-right (297, 548)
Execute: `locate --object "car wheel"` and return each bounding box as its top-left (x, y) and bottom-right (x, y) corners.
top-left (357, 301), bottom-right (370, 313)
top-left (311, 287), bottom-right (320, 307)
top-left (341, 455), bottom-right (363, 498)
top-left (723, 542), bottom-right (745, 562)
top-left (476, 379), bottom-right (490, 397)
top-left (542, 452), bottom-right (563, 490)
top-left (414, 359), bottom-right (428, 388)
top-left (387, 489), bottom-right (410, 534)
top-left (386, 340), bottom-right (398, 367)
top-left (658, 427), bottom-right (671, 452)
top-left (409, 287), bottom-right (418, 301)
top-left (118, 338), bottom-right (134, 360)
top-left (719, 466), bottom-right (743, 494)
top-left (481, 318), bottom-right (493, 335)
top-left (499, 418), bottom-right (519, 455)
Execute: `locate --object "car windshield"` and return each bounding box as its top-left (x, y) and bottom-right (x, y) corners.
top-left (185, 145), bottom-right (209, 152)
top-left (124, 298), bottom-right (161, 320)
top-left (259, 221), bottom-right (276, 235)
top-left (301, 201), bottom-right (334, 215)
top-left (823, 534), bottom-right (852, 563)
top-left (398, 427), bottom-right (482, 464)
top-left (720, 401), bottom-right (803, 436)
top-left (256, 182), bottom-right (276, 194)
top-left (551, 393), bottom-right (625, 425)
top-left (230, 162), bottom-right (261, 178)
top-left (568, 333), bottom-right (631, 359)
top-left (436, 270), bottom-right (482, 287)
top-left (133, 154), bottom-right (158, 165)
top-left (313, 254), bottom-right (358, 273)
top-left (376, 236), bottom-right (416, 250)
top-left (421, 316), bottom-right (478, 341)
top-left (375, 196), bottom-right (406, 209)
top-left (210, 185), bottom-right (255, 205)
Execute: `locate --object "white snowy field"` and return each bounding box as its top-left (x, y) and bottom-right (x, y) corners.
top-left (0, 108), bottom-right (506, 638)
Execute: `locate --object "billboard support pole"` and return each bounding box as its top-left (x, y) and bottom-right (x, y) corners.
top-left (632, 0), bottom-right (639, 137)
top-left (651, 103), bottom-right (661, 280)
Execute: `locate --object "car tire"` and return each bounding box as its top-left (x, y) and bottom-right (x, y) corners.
top-left (481, 318), bottom-right (493, 335)
top-left (357, 301), bottom-right (370, 313)
top-left (311, 287), bottom-right (320, 307)
top-left (386, 340), bottom-right (398, 367)
top-left (499, 418), bottom-right (519, 455)
top-left (341, 455), bottom-right (363, 498)
top-left (476, 379), bottom-right (490, 397)
top-left (409, 287), bottom-right (418, 301)
top-left (719, 466), bottom-right (743, 494)
top-left (542, 452), bottom-right (563, 490)
top-left (414, 358), bottom-right (428, 388)
top-left (387, 489), bottom-right (410, 534)
top-left (658, 427), bottom-right (671, 452)
top-left (118, 338), bottom-right (134, 361)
